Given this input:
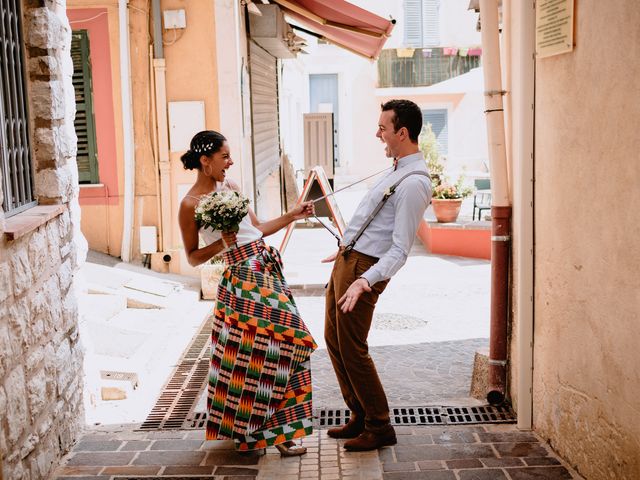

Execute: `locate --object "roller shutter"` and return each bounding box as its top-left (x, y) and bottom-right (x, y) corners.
top-left (249, 41), bottom-right (279, 195)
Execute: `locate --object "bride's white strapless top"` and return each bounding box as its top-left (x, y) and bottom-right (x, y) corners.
top-left (199, 213), bottom-right (263, 250)
top-left (195, 180), bottom-right (263, 250)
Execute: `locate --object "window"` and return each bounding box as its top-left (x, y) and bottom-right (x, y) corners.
top-left (404, 0), bottom-right (440, 47)
top-left (71, 30), bottom-right (99, 184)
top-left (0, 0), bottom-right (36, 217)
top-left (423, 109), bottom-right (448, 155)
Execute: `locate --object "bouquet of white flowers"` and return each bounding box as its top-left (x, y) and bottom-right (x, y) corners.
top-left (194, 190), bottom-right (250, 234)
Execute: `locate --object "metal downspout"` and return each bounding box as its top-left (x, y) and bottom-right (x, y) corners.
top-left (119, 0), bottom-right (136, 262)
top-left (479, 0), bottom-right (512, 405)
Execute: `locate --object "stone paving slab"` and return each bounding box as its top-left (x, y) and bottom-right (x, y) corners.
top-left (52, 425), bottom-right (580, 480)
top-left (311, 339), bottom-right (489, 408)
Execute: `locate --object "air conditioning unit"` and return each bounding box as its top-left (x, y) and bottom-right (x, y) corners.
top-left (249, 4), bottom-right (304, 59)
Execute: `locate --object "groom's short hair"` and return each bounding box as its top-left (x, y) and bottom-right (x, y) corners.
top-left (381, 99), bottom-right (423, 143)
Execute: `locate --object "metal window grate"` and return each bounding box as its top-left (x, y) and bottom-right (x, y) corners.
top-left (0, 0), bottom-right (36, 216)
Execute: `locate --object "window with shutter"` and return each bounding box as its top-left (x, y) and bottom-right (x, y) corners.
top-left (403, 0), bottom-right (423, 47)
top-left (71, 30), bottom-right (99, 184)
top-left (0, 0), bottom-right (36, 216)
top-left (422, 109), bottom-right (448, 155)
top-left (403, 0), bottom-right (440, 47)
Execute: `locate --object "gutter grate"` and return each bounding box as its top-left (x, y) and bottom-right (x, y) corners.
top-left (140, 315), bottom-right (516, 431)
top-left (310, 405), bottom-right (513, 428)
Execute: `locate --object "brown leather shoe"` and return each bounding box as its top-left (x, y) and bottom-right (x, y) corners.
top-left (343, 425), bottom-right (397, 451)
top-left (327, 417), bottom-right (365, 439)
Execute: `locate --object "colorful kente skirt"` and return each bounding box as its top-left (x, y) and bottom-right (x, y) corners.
top-left (206, 239), bottom-right (317, 451)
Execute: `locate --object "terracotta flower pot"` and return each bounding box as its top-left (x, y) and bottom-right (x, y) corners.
top-left (432, 198), bottom-right (463, 223)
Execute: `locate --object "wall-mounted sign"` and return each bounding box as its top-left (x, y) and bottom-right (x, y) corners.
top-left (536, 0), bottom-right (574, 58)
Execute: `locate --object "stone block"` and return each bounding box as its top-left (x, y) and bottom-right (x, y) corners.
top-left (0, 320), bottom-right (13, 377)
top-left (5, 367), bottom-right (29, 445)
top-left (34, 165), bottom-right (74, 201)
top-left (58, 209), bottom-right (70, 238)
top-left (9, 298), bottom-right (29, 349)
top-left (10, 248), bottom-right (33, 296)
top-left (61, 288), bottom-right (79, 332)
top-left (0, 261), bottom-right (12, 302)
top-left (54, 338), bottom-right (73, 394)
top-left (27, 367), bottom-right (47, 420)
top-left (26, 7), bottom-right (66, 50)
top-left (469, 348), bottom-right (489, 400)
top-left (29, 80), bottom-right (65, 121)
top-left (27, 226), bottom-right (49, 280)
top-left (36, 413), bottom-right (53, 438)
top-left (58, 257), bottom-right (73, 292)
top-left (20, 433), bottom-right (39, 459)
top-left (28, 55), bottom-right (57, 77)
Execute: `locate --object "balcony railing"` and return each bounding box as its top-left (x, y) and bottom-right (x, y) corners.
top-left (377, 47), bottom-right (481, 88)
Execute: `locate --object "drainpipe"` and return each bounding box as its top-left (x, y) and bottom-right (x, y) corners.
top-left (479, 0), bottom-right (512, 405)
top-left (152, 0), bottom-right (173, 253)
top-left (119, 0), bottom-right (136, 262)
top-left (512, 0), bottom-right (536, 430)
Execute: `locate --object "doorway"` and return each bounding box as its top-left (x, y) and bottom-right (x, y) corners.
top-left (309, 73), bottom-right (339, 166)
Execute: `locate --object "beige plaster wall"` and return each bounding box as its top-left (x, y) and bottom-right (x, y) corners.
top-left (533, 1), bottom-right (640, 478)
top-left (162, 0), bottom-right (220, 250)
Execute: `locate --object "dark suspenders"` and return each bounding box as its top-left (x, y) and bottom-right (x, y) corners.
top-left (342, 171), bottom-right (430, 257)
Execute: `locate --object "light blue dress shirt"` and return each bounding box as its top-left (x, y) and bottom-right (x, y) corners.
top-left (341, 151), bottom-right (432, 286)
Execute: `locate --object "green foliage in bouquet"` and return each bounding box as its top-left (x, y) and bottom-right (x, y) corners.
top-left (194, 190), bottom-right (250, 233)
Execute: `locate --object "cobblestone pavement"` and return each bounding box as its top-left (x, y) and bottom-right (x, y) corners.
top-left (53, 425), bottom-right (580, 479)
top-left (311, 339), bottom-right (489, 408)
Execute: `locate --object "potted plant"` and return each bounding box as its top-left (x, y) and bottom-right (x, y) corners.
top-left (419, 124), bottom-right (473, 223)
top-left (200, 255), bottom-right (226, 300)
top-left (431, 179), bottom-right (473, 223)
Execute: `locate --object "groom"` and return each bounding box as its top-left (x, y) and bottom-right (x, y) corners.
top-left (323, 99), bottom-right (432, 451)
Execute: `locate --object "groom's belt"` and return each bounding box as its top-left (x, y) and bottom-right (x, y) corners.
top-left (338, 245), bottom-right (379, 262)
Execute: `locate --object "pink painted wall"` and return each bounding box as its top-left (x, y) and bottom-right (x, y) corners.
top-left (67, 8), bottom-right (119, 206)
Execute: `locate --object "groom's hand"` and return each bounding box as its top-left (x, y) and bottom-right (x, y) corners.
top-left (337, 278), bottom-right (371, 313)
top-left (321, 251), bottom-right (338, 263)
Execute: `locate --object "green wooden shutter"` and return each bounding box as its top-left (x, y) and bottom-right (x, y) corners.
top-left (71, 30), bottom-right (99, 184)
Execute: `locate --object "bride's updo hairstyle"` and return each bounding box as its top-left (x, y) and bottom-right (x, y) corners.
top-left (180, 130), bottom-right (227, 170)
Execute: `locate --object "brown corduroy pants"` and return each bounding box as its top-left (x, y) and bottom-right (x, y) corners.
top-left (324, 249), bottom-right (390, 432)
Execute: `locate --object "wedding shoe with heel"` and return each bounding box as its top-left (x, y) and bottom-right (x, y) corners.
top-left (275, 440), bottom-right (307, 457)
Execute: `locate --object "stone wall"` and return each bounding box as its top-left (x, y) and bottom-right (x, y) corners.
top-left (0, 1), bottom-right (86, 479)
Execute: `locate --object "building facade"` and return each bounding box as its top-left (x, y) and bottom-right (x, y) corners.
top-left (0, 1), bottom-right (86, 478)
top-left (505, 1), bottom-right (640, 478)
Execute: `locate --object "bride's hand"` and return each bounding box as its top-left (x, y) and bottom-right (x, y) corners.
top-left (289, 201), bottom-right (315, 220)
top-left (221, 231), bottom-right (237, 248)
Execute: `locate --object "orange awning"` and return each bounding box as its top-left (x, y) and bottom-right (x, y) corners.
top-left (270, 0), bottom-right (395, 60)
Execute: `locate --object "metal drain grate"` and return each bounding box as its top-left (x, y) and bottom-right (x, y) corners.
top-left (313, 405), bottom-right (514, 428)
top-left (140, 315), bottom-right (515, 431)
top-left (444, 405), bottom-right (514, 424)
top-left (138, 316), bottom-right (211, 431)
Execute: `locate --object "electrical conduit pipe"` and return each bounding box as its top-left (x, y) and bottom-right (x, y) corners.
top-left (479, 0), bottom-right (512, 405)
